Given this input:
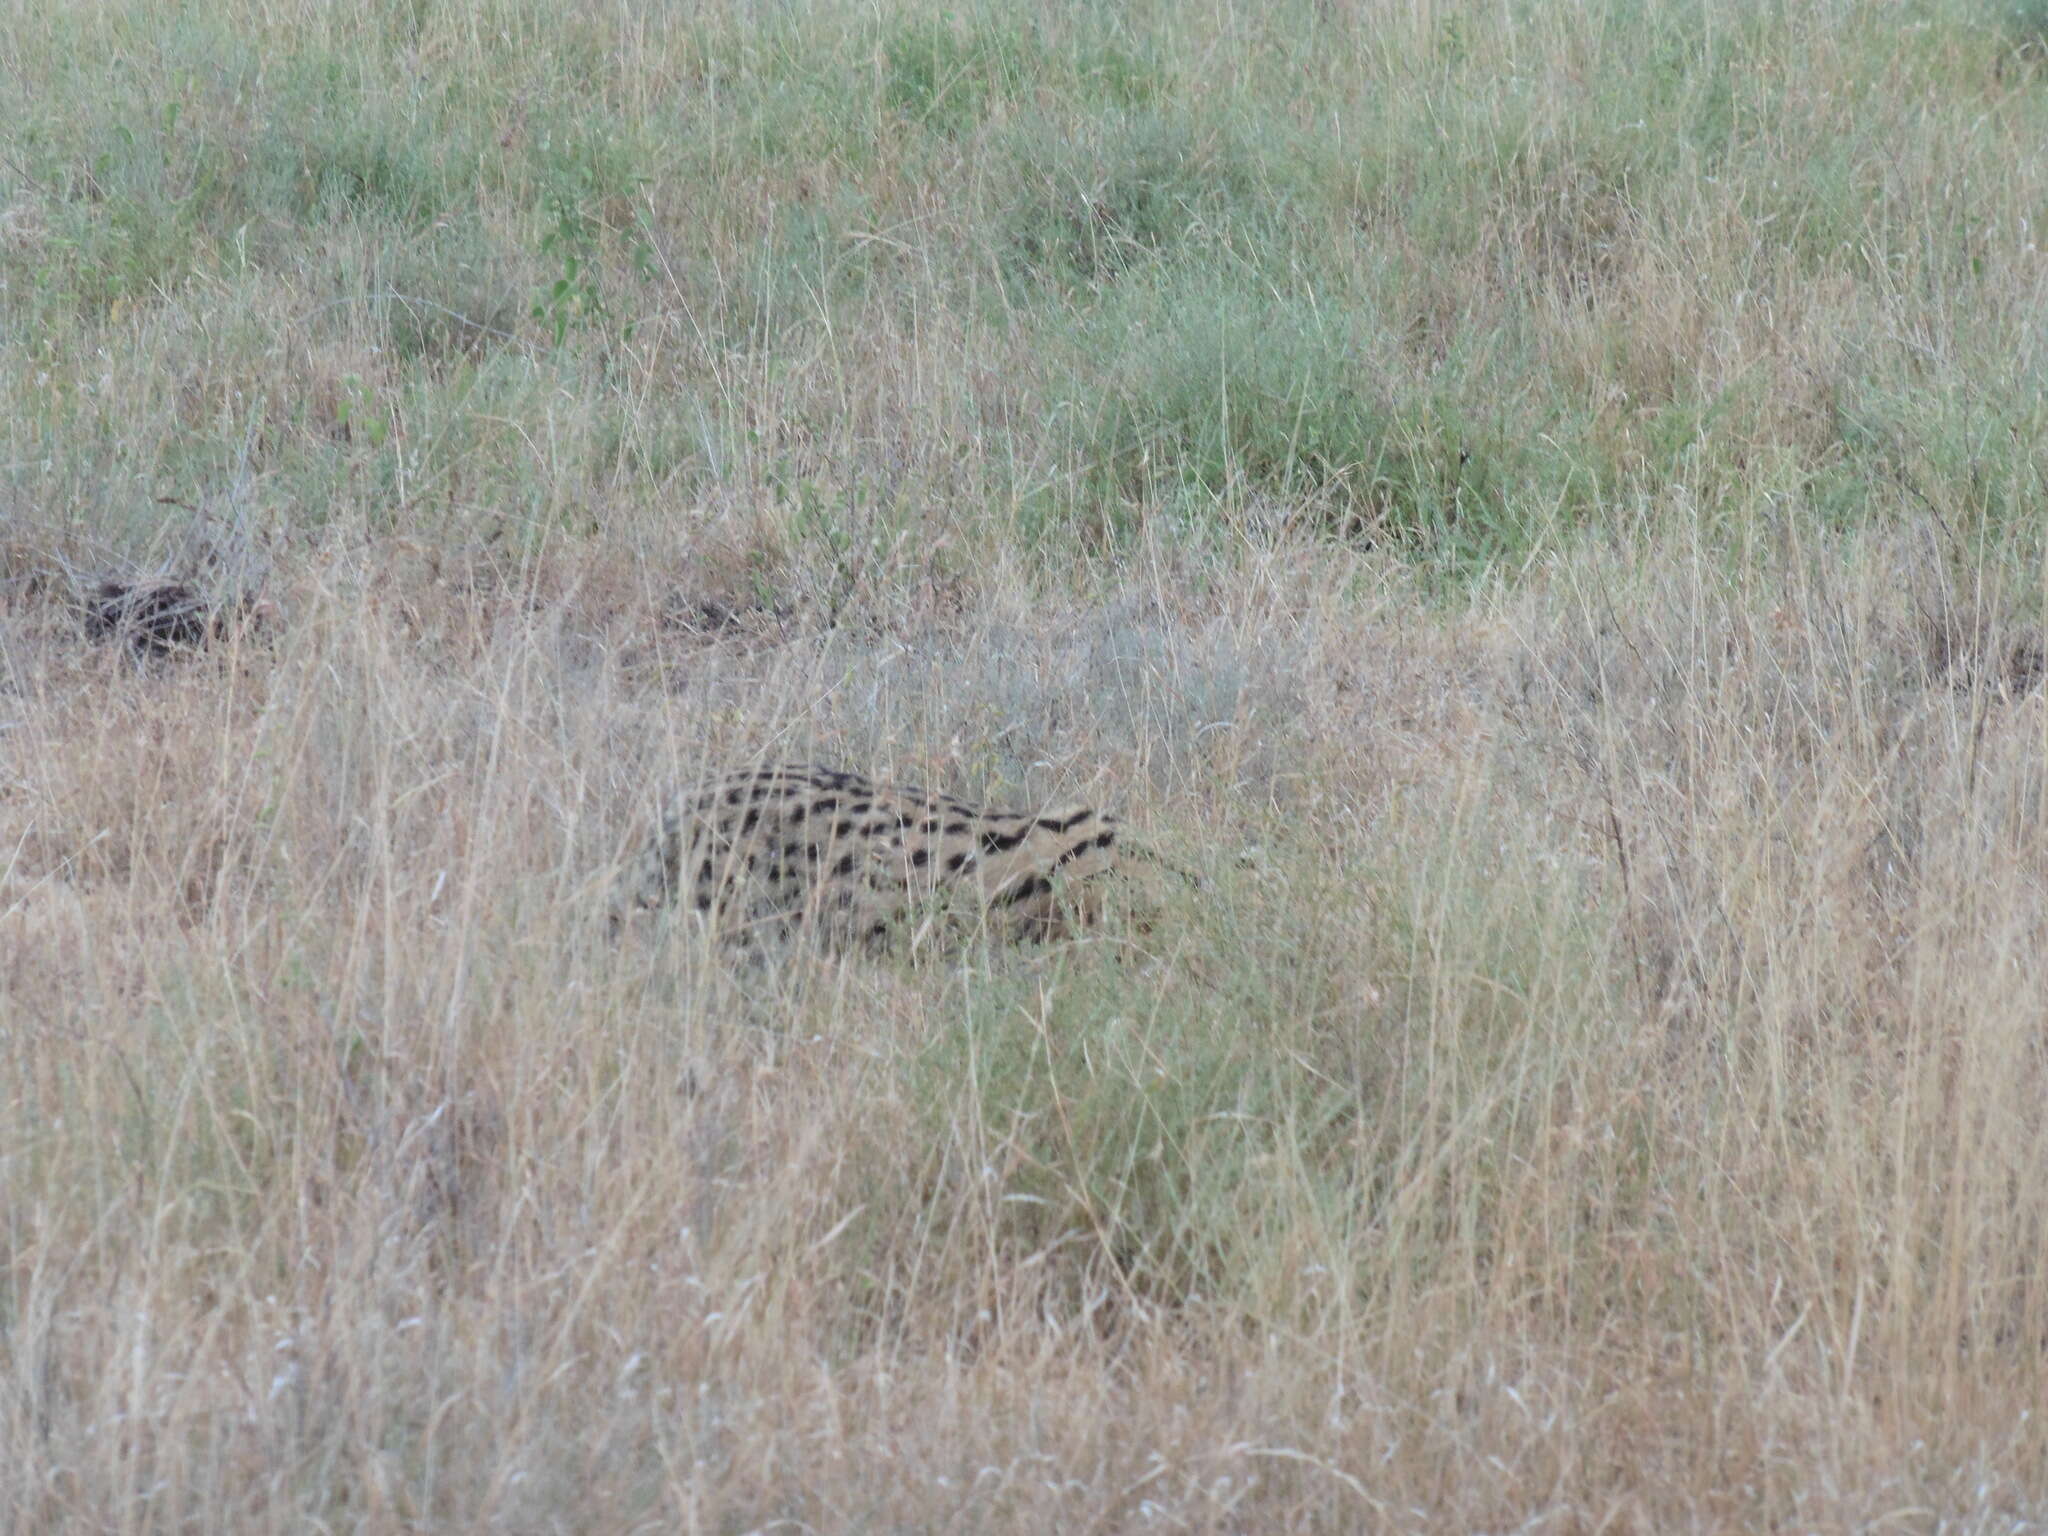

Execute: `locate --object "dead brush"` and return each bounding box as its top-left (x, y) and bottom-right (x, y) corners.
top-left (81, 574), bottom-right (230, 657)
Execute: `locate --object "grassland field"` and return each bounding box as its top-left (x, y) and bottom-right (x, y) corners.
top-left (6, 0), bottom-right (2048, 1528)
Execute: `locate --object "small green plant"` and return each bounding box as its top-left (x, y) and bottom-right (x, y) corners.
top-left (530, 196), bottom-right (653, 348)
top-left (532, 198), bottom-right (610, 346)
top-left (335, 375), bottom-right (389, 448)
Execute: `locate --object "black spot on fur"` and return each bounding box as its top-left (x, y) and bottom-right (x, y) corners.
top-left (978, 824), bottom-right (1028, 855)
top-left (833, 852), bottom-right (858, 876)
top-left (1050, 830), bottom-right (1115, 870)
top-left (1037, 809), bottom-right (1095, 834)
top-left (994, 874), bottom-right (1052, 907)
top-left (910, 847), bottom-right (931, 867)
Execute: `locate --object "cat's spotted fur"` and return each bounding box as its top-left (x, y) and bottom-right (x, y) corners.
top-left (612, 763), bottom-right (1129, 949)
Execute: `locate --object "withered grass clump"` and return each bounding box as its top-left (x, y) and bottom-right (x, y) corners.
top-left (81, 575), bottom-right (249, 658)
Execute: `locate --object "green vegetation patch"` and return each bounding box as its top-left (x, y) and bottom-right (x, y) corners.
top-left (900, 959), bottom-right (1363, 1310)
top-left (993, 110), bottom-right (1280, 288)
top-left (1044, 275), bottom-right (1525, 553)
top-left (7, 0), bottom-right (2048, 572)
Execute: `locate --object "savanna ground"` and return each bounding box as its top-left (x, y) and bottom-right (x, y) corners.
top-left (5, 0), bottom-right (2048, 1528)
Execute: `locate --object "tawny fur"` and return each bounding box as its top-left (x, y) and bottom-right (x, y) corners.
top-left (612, 763), bottom-right (1126, 949)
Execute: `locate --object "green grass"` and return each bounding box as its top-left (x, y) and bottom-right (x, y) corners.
top-left (10, 0), bottom-right (2048, 568)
